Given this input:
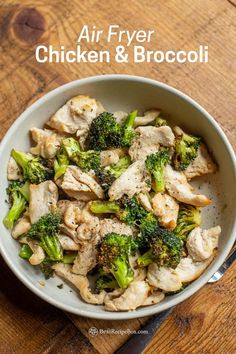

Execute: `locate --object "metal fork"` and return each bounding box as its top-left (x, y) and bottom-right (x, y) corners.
top-left (115, 246), bottom-right (236, 354)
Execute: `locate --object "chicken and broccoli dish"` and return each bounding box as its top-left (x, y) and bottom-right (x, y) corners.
top-left (3, 95), bottom-right (221, 311)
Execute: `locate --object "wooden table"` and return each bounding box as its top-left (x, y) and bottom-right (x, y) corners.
top-left (0, 0), bottom-right (235, 353)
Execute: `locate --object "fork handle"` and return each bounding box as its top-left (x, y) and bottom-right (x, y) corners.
top-left (115, 308), bottom-right (173, 354)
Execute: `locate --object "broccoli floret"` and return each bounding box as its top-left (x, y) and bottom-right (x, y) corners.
top-left (174, 204), bottom-right (202, 240)
top-left (54, 146), bottom-right (69, 180)
top-left (95, 272), bottom-right (119, 292)
top-left (40, 260), bottom-right (54, 279)
top-left (27, 213), bottom-right (63, 261)
top-left (173, 129), bottom-right (201, 170)
top-left (95, 156), bottom-right (131, 197)
top-left (19, 244), bottom-right (33, 260)
top-left (62, 137), bottom-right (100, 172)
top-left (87, 111), bottom-right (138, 150)
top-left (106, 156), bottom-right (131, 178)
top-left (137, 224), bottom-right (183, 268)
top-left (3, 181), bottom-right (30, 229)
top-left (95, 169), bottom-right (116, 197)
top-left (97, 233), bottom-right (137, 289)
top-left (89, 196), bottom-right (147, 226)
top-left (155, 117), bottom-right (168, 127)
top-left (11, 149), bottom-right (53, 184)
top-left (137, 213), bottom-right (183, 268)
top-left (145, 150), bottom-right (170, 193)
top-left (120, 111), bottom-right (137, 147)
top-left (87, 112), bottom-right (122, 151)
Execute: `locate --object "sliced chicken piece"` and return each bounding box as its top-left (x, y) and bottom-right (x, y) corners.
top-left (148, 254), bottom-right (214, 292)
top-left (61, 166), bottom-right (104, 201)
top-left (72, 243), bottom-right (97, 275)
top-left (30, 128), bottom-right (63, 158)
top-left (52, 263), bottom-right (106, 304)
top-left (104, 288), bottom-right (125, 301)
top-left (76, 219), bottom-right (100, 244)
top-left (57, 200), bottom-right (85, 215)
top-left (187, 226), bottom-right (221, 261)
top-left (113, 111), bottom-right (128, 124)
top-left (100, 148), bottom-right (127, 167)
top-left (76, 204), bottom-right (100, 244)
top-left (147, 264), bottom-right (182, 292)
top-left (175, 255), bottom-right (214, 283)
top-left (129, 126), bottom-right (175, 161)
top-left (47, 95), bottom-right (104, 134)
top-left (133, 109), bottom-right (160, 128)
top-left (104, 280), bottom-right (150, 311)
top-left (137, 193), bottom-right (153, 212)
top-left (11, 210), bottom-right (31, 239)
top-left (27, 240), bottom-right (45, 265)
top-left (29, 181), bottom-right (58, 224)
top-left (184, 144), bottom-right (217, 180)
top-left (142, 291), bottom-right (165, 306)
top-left (7, 157), bottom-right (23, 180)
top-left (99, 218), bottom-right (133, 237)
top-left (58, 234), bottom-right (79, 251)
top-left (64, 203), bottom-right (81, 230)
top-left (152, 192), bottom-right (179, 229)
top-left (165, 165), bottom-right (211, 207)
top-left (109, 160), bottom-right (151, 201)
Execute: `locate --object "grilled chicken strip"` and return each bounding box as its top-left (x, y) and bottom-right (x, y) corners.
top-left (52, 263), bottom-right (106, 305)
top-left (129, 126), bottom-right (175, 161)
top-left (187, 226), bottom-right (221, 261)
top-left (147, 255), bottom-right (214, 292)
top-left (109, 160), bottom-right (151, 201)
top-left (164, 165), bottom-right (211, 207)
top-left (46, 95), bottom-right (104, 134)
top-left (61, 166), bottom-right (104, 201)
top-left (30, 128), bottom-right (63, 158)
top-left (7, 157), bottom-right (23, 180)
top-left (184, 143), bottom-right (217, 180)
top-left (152, 192), bottom-right (179, 230)
top-left (104, 280), bottom-right (150, 311)
top-left (11, 210), bottom-right (31, 239)
top-left (29, 181), bottom-right (58, 223)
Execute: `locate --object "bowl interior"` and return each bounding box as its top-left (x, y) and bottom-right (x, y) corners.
top-left (0, 76), bottom-right (235, 320)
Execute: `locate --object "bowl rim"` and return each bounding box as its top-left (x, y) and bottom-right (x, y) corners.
top-left (0, 74), bottom-right (235, 320)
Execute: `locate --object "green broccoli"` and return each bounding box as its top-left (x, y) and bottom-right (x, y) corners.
top-left (11, 149), bottom-right (53, 184)
top-left (155, 117), bottom-right (168, 127)
top-left (3, 180), bottom-right (30, 229)
top-left (95, 272), bottom-right (119, 292)
top-left (120, 110), bottom-right (137, 147)
top-left (62, 137), bottom-right (100, 172)
top-left (97, 233), bottom-right (137, 289)
top-left (174, 204), bottom-right (202, 240)
top-left (106, 156), bottom-right (131, 178)
top-left (89, 196), bottom-right (147, 226)
top-left (27, 213), bottom-right (63, 261)
top-left (40, 259), bottom-right (54, 279)
top-left (173, 129), bottom-right (201, 170)
top-left (145, 150), bottom-right (170, 193)
top-left (136, 212), bottom-right (183, 268)
top-left (86, 112), bottom-right (122, 151)
top-left (63, 251), bottom-right (77, 264)
top-left (19, 244), bottom-right (33, 260)
top-left (54, 146), bottom-right (69, 180)
top-left (95, 156), bottom-right (131, 197)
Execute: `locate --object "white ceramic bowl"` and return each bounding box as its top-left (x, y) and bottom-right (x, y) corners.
top-left (0, 75), bottom-right (235, 320)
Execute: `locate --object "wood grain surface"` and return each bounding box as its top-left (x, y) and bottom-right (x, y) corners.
top-left (0, 0), bottom-right (235, 353)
